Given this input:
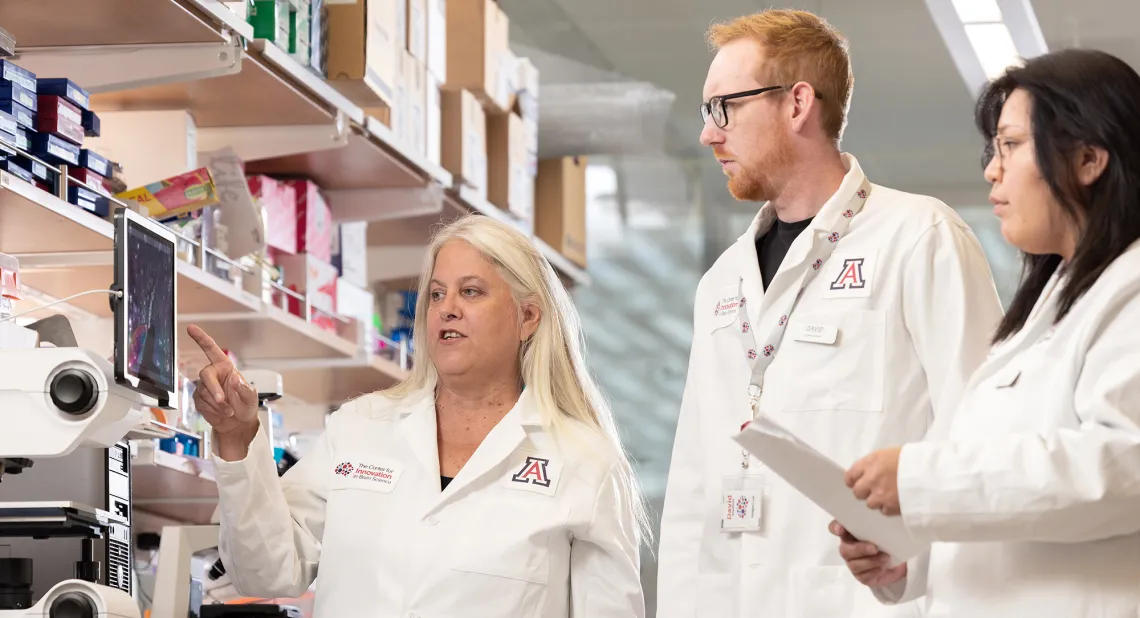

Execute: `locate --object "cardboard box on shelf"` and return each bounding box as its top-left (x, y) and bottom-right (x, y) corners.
top-left (332, 221), bottom-right (368, 288)
top-left (391, 51), bottom-right (408, 148)
top-left (327, 0), bottom-right (398, 107)
top-left (85, 110), bottom-right (197, 189)
top-left (535, 156), bottom-right (588, 269)
top-left (517, 57), bottom-right (539, 177)
top-left (336, 278), bottom-right (375, 329)
top-left (283, 179), bottom-right (334, 263)
top-left (426, 72), bottom-right (442, 167)
top-left (487, 112), bottom-right (531, 223)
top-left (406, 53), bottom-right (427, 157)
top-left (407, 0), bottom-right (427, 62)
top-left (515, 57), bottom-right (539, 173)
top-left (441, 89), bottom-right (486, 198)
top-left (495, 49), bottom-right (519, 115)
top-left (395, 0), bottom-right (408, 52)
top-left (444, 0), bottom-right (509, 113)
top-left (116, 167), bottom-right (218, 220)
top-left (426, 0), bottom-right (446, 83)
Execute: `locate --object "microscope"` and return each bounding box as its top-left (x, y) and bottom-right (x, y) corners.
top-left (0, 207), bottom-right (179, 618)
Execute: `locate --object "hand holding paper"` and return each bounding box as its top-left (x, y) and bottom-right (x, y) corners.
top-left (846, 447), bottom-right (903, 515)
top-left (732, 416), bottom-right (926, 566)
top-left (830, 520), bottom-right (909, 587)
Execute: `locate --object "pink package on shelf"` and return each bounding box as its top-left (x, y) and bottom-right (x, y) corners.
top-left (284, 179), bottom-right (334, 263)
top-left (0, 253), bottom-right (20, 300)
top-left (248, 175), bottom-right (298, 254)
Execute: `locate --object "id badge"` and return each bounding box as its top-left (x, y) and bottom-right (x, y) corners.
top-left (720, 474), bottom-right (765, 533)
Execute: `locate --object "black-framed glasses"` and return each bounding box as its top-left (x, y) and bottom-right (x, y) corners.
top-left (700, 85), bottom-right (823, 128)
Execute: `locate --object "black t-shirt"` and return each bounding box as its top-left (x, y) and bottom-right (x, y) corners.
top-left (441, 475), bottom-right (453, 490)
top-left (756, 217), bottom-right (814, 290)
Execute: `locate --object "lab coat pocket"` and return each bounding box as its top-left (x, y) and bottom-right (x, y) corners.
top-left (770, 310), bottom-right (885, 413)
top-left (447, 496), bottom-right (566, 616)
top-left (695, 573), bottom-right (735, 616)
top-left (787, 566), bottom-right (856, 618)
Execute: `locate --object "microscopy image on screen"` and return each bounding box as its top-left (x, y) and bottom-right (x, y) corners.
top-left (126, 220), bottom-right (175, 393)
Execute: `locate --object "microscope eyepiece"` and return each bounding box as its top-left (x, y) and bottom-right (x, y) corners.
top-left (48, 591), bottom-right (97, 618)
top-left (50, 368), bottom-right (98, 416)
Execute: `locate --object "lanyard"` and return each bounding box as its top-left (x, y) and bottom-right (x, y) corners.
top-left (736, 179), bottom-right (872, 468)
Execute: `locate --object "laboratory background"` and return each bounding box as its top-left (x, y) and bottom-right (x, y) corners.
top-left (0, 0), bottom-right (1121, 616)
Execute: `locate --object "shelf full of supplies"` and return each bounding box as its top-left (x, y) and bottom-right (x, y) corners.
top-left (0, 171), bottom-right (408, 404)
top-left (0, 0), bottom-right (589, 287)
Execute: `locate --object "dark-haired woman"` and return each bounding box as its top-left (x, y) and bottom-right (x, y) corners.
top-left (829, 48), bottom-right (1140, 616)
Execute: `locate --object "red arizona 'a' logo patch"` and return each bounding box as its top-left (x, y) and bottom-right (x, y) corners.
top-left (511, 456), bottom-right (552, 487)
top-left (829, 258), bottom-right (866, 291)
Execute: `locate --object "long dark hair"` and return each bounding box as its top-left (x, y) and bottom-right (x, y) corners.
top-left (976, 49), bottom-right (1140, 343)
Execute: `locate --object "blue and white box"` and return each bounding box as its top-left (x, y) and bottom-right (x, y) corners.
top-left (30, 132), bottom-right (80, 166)
top-left (0, 82), bottom-right (37, 112)
top-left (79, 149), bottom-right (110, 177)
top-left (0, 100), bottom-right (34, 131)
top-left (37, 78), bottom-right (89, 111)
top-left (0, 60), bottom-right (36, 92)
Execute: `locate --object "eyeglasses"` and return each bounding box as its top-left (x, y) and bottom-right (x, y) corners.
top-left (984, 135), bottom-right (1031, 172)
top-left (700, 85), bottom-right (823, 129)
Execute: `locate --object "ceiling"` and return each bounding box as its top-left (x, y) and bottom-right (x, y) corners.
top-left (502, 0), bottom-right (1140, 230)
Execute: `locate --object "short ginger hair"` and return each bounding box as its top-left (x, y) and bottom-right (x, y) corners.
top-left (707, 9), bottom-right (853, 143)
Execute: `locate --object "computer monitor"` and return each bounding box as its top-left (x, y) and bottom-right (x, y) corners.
top-left (111, 207), bottom-right (178, 408)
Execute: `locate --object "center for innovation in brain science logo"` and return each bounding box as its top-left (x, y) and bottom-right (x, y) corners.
top-left (335, 462), bottom-right (354, 476)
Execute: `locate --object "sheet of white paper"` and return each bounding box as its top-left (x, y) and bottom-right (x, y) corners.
top-left (732, 416), bottom-right (926, 566)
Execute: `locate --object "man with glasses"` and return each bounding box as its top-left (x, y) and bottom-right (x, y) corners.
top-left (656, 9), bottom-right (1004, 618)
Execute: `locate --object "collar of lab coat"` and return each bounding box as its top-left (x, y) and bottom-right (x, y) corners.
top-left (740, 152), bottom-right (869, 243)
top-left (388, 381), bottom-right (546, 510)
top-left (731, 152), bottom-right (869, 326)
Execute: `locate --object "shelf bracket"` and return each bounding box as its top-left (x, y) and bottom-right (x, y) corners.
top-left (326, 180), bottom-right (445, 223)
top-left (196, 110), bottom-right (350, 162)
top-left (14, 36), bottom-right (244, 94)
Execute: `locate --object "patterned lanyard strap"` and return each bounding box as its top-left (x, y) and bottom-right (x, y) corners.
top-left (737, 180), bottom-right (872, 468)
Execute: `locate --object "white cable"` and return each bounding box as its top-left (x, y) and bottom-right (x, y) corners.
top-left (0, 288), bottom-right (123, 323)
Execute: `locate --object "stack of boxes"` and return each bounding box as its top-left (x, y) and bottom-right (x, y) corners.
top-left (231, 0), bottom-right (591, 270)
top-left (441, 0), bottom-right (535, 232)
top-left (247, 175), bottom-right (375, 340)
top-left (245, 0), bottom-right (329, 77)
top-left (0, 59), bottom-right (114, 218)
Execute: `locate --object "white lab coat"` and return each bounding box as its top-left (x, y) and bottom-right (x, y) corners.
top-left (876, 241), bottom-right (1140, 617)
top-left (210, 385), bottom-right (645, 618)
top-left (657, 154), bottom-right (1003, 618)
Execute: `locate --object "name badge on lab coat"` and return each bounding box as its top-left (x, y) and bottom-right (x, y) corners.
top-left (331, 458), bottom-right (404, 493)
top-left (792, 323), bottom-right (838, 345)
top-left (720, 474), bottom-right (764, 533)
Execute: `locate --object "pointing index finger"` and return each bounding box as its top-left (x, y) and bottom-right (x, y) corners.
top-left (187, 325), bottom-right (232, 367)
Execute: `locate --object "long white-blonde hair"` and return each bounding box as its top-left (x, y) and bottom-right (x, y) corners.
top-left (383, 213), bottom-right (652, 545)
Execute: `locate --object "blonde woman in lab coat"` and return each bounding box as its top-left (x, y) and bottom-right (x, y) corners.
top-left (185, 214), bottom-right (648, 618)
top-left (835, 48), bottom-right (1140, 617)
